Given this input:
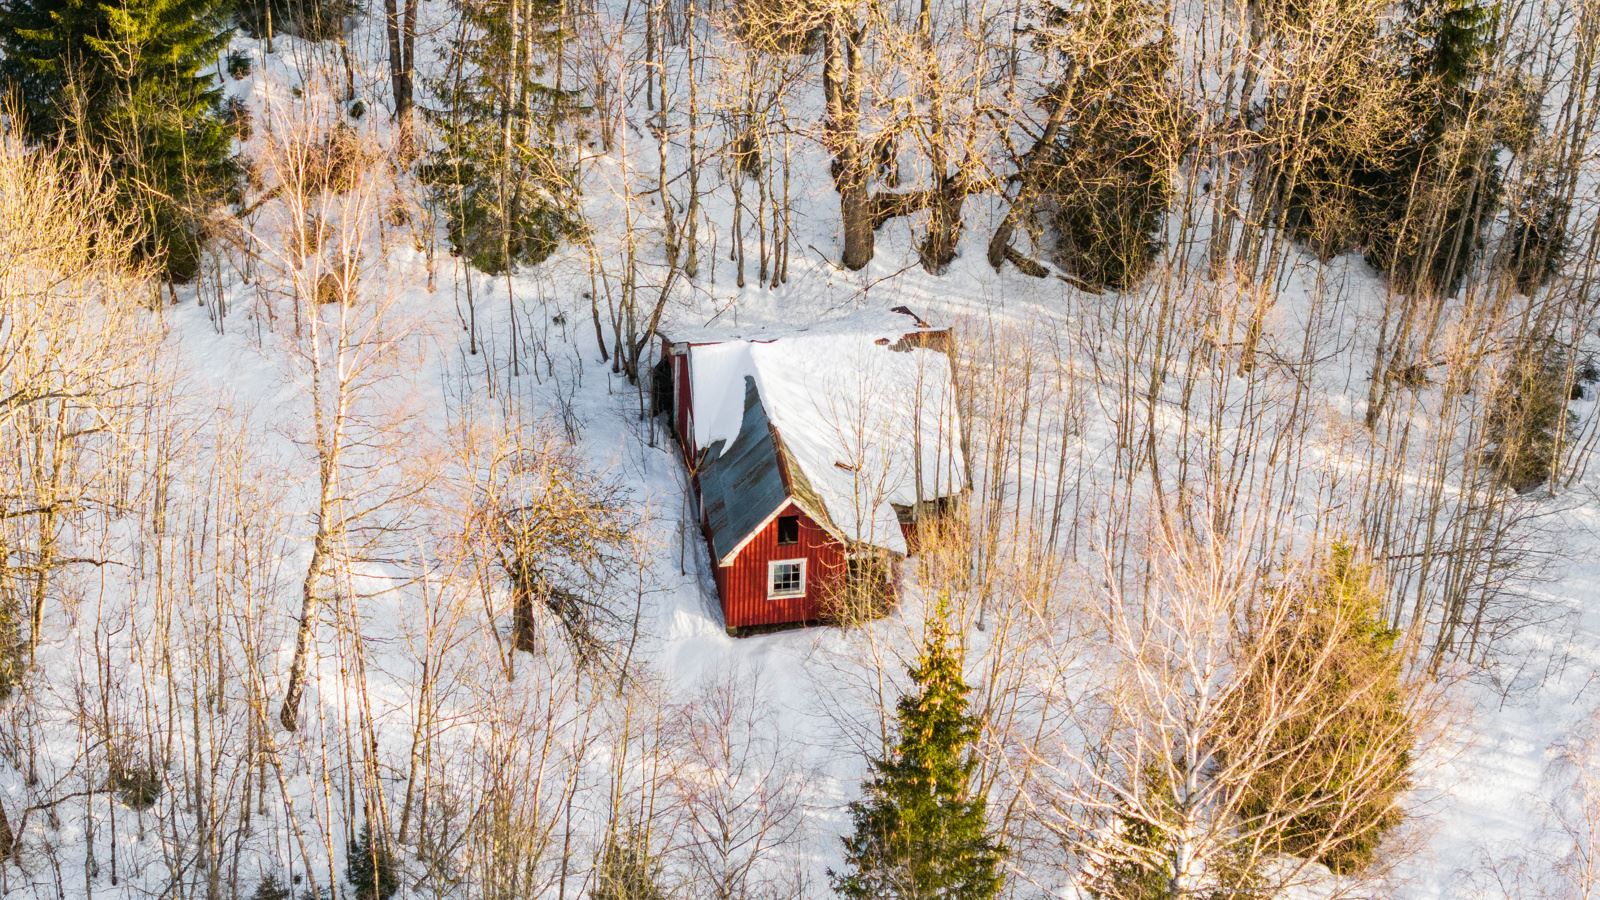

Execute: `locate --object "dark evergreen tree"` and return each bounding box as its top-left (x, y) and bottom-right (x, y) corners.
top-left (1485, 338), bottom-right (1578, 493)
top-left (1408, 0), bottom-right (1498, 125)
top-left (249, 874), bottom-right (293, 900)
top-left (236, 0), bottom-right (356, 43)
top-left (1364, 0), bottom-right (1503, 296)
top-left (591, 827), bottom-right (668, 900)
top-left (1268, 0), bottom-right (1513, 298)
top-left (1259, 0), bottom-right (1415, 263)
top-left (0, 0), bottom-right (236, 281)
top-left (1085, 769), bottom-right (1174, 900)
top-left (346, 821), bottom-right (400, 900)
top-left (1024, 0), bottom-right (1188, 291)
top-left (1501, 166), bottom-right (1569, 295)
top-left (830, 601), bottom-right (1005, 899)
top-left (422, 0), bottom-right (585, 275)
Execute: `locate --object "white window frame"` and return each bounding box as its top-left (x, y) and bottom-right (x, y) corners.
top-left (767, 559), bottom-right (807, 599)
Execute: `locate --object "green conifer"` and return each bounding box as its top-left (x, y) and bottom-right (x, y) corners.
top-left (1365, 0), bottom-right (1503, 296)
top-left (422, 0), bottom-right (585, 275)
top-left (1485, 338), bottom-right (1578, 493)
top-left (1227, 545), bottom-right (1414, 875)
top-left (0, 0), bottom-right (237, 281)
top-left (831, 600), bottom-right (1005, 899)
top-left (1030, 0), bottom-right (1188, 290)
top-left (346, 820), bottom-right (400, 900)
top-left (591, 828), bottom-right (668, 900)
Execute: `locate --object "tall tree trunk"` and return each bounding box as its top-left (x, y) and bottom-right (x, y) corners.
top-left (824, 16), bottom-right (874, 270)
top-left (278, 531), bottom-right (326, 731)
top-left (384, 0), bottom-right (418, 153)
top-left (988, 70), bottom-right (1078, 273)
top-left (915, 0), bottom-right (960, 273)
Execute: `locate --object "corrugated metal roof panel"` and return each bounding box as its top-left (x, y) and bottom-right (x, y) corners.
top-left (700, 376), bottom-right (788, 562)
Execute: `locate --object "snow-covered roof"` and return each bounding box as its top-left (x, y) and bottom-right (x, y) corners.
top-left (685, 314), bottom-right (966, 558)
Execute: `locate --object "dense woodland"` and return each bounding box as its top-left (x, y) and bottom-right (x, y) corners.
top-left (1, 0), bottom-right (1599, 893)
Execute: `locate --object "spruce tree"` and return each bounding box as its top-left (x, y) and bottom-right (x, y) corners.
top-left (1027, 0), bottom-right (1187, 291)
top-left (1485, 337), bottom-right (1577, 493)
top-left (831, 601), bottom-right (1005, 899)
top-left (1085, 769), bottom-right (1174, 899)
top-left (1226, 545), bottom-right (1414, 876)
top-left (249, 874), bottom-right (293, 900)
top-left (1259, 0), bottom-right (1414, 263)
top-left (0, 0), bottom-right (236, 282)
top-left (346, 821), bottom-right (400, 900)
top-left (591, 828), bottom-right (668, 900)
top-left (1366, 0), bottom-right (1503, 296)
top-left (1501, 168), bottom-right (1568, 295)
top-left (1409, 0), bottom-right (1498, 126)
top-left (237, 0), bottom-right (355, 43)
top-left (422, 0), bottom-right (585, 275)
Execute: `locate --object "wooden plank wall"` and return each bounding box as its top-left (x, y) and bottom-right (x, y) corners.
top-left (715, 500), bottom-right (845, 629)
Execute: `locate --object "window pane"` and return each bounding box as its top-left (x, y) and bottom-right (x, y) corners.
top-left (771, 561), bottom-right (803, 596)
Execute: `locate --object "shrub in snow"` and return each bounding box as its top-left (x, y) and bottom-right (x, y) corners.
top-left (1485, 339), bottom-right (1578, 494)
top-left (347, 821), bottom-right (401, 900)
top-left (591, 828), bottom-right (667, 900)
top-left (302, 123), bottom-right (373, 196)
top-left (109, 757), bottom-right (163, 810)
top-left (1222, 544), bottom-right (1414, 876)
top-left (830, 600), bottom-right (1005, 898)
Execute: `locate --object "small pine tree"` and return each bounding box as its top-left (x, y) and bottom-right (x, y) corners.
top-left (1501, 166), bottom-right (1569, 295)
top-left (591, 828), bottom-right (668, 900)
top-left (1485, 338), bottom-right (1577, 494)
top-left (1408, 0), bottom-right (1498, 126)
top-left (1228, 545), bottom-right (1414, 875)
top-left (346, 821), bottom-right (400, 900)
top-left (0, 0), bottom-right (237, 281)
top-left (0, 594), bottom-right (21, 702)
top-left (830, 600), bottom-right (1005, 899)
top-left (1085, 769), bottom-right (1174, 900)
top-left (250, 874), bottom-right (293, 900)
top-left (422, 0), bottom-right (585, 275)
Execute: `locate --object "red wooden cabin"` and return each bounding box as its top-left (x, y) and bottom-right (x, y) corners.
top-left (654, 308), bottom-right (966, 634)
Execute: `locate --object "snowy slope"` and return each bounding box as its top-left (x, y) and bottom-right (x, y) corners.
top-left (5, 1), bottom-right (1600, 897)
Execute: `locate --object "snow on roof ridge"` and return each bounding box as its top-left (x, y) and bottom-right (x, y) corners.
top-left (668, 305), bottom-right (944, 347)
top-left (686, 320), bottom-right (967, 557)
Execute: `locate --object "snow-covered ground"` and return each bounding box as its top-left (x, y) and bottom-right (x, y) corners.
top-left (5, 2), bottom-right (1600, 897)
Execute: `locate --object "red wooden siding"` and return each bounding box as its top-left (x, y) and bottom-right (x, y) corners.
top-left (715, 500), bottom-right (846, 630)
top-left (671, 348), bottom-right (695, 463)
